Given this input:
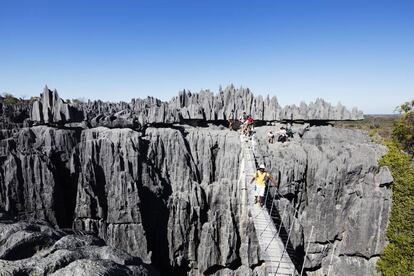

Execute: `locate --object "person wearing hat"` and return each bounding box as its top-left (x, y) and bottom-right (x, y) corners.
top-left (250, 164), bottom-right (277, 207)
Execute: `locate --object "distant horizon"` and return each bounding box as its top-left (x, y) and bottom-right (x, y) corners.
top-left (2, 82), bottom-right (411, 115)
top-left (1, 0), bottom-right (413, 114)
top-left (1, 83), bottom-right (403, 115)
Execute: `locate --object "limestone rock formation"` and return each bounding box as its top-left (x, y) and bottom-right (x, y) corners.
top-left (27, 85), bottom-right (363, 127)
top-left (0, 126), bottom-right (79, 227)
top-left (31, 86), bottom-right (83, 124)
top-left (279, 99), bottom-right (363, 121)
top-left (0, 97), bottom-right (32, 129)
top-left (0, 218), bottom-right (155, 275)
top-left (0, 122), bottom-right (263, 275)
top-left (70, 127), bottom-right (150, 262)
top-left (1, 86), bottom-right (391, 276)
top-left (170, 87), bottom-right (363, 121)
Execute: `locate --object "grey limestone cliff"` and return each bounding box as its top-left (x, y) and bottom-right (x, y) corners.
top-left (0, 86), bottom-right (391, 276)
top-left (0, 123), bottom-right (263, 275)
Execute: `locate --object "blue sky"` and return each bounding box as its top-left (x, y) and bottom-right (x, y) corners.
top-left (1, 0), bottom-right (413, 114)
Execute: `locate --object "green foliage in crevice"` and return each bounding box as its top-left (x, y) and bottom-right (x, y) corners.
top-left (376, 140), bottom-right (414, 275)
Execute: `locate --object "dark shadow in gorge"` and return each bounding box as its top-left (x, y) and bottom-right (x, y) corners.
top-left (138, 185), bottom-right (180, 275)
top-left (264, 187), bottom-right (306, 274)
top-left (51, 151), bottom-right (77, 228)
top-left (137, 138), bottom-right (186, 276)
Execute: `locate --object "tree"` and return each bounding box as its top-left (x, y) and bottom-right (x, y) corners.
top-left (1, 93), bottom-right (20, 105)
top-left (395, 100), bottom-right (414, 114)
top-left (71, 98), bottom-right (85, 104)
top-left (393, 99), bottom-right (414, 156)
top-left (377, 100), bottom-right (414, 275)
top-left (376, 141), bottom-right (414, 275)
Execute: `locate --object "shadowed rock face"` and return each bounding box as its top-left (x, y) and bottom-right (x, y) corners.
top-left (0, 126), bottom-right (79, 227)
top-left (0, 98), bottom-right (32, 130)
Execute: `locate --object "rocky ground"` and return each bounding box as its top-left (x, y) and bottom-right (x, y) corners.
top-left (0, 218), bottom-right (155, 275)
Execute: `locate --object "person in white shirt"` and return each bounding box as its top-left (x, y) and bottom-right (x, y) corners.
top-left (267, 130), bottom-right (274, 143)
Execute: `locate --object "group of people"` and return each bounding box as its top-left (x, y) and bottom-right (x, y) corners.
top-left (240, 112), bottom-right (255, 136)
top-left (227, 110), bottom-right (303, 144)
top-left (267, 126), bottom-right (294, 144)
top-left (227, 111), bottom-right (278, 207)
top-left (228, 110), bottom-right (255, 136)
top-left (227, 112), bottom-right (311, 208)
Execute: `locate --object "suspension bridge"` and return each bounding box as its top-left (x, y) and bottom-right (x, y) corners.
top-left (239, 135), bottom-right (314, 276)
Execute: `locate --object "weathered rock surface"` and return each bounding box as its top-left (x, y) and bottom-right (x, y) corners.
top-left (253, 125), bottom-right (392, 275)
top-left (170, 87), bottom-right (363, 121)
top-left (31, 86), bottom-right (83, 124)
top-left (1, 87), bottom-right (392, 276)
top-left (0, 218), bottom-right (156, 275)
top-left (0, 126), bottom-right (79, 227)
top-left (0, 97), bottom-right (32, 130)
top-left (26, 85), bottom-right (363, 127)
top-left (0, 123), bottom-right (263, 275)
top-left (69, 126), bottom-right (259, 274)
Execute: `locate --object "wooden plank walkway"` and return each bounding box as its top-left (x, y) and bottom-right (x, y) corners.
top-left (240, 135), bottom-right (298, 276)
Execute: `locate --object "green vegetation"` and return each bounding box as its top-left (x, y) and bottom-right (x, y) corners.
top-left (1, 93), bottom-right (20, 105)
top-left (71, 98), bottom-right (85, 104)
top-left (336, 103), bottom-right (414, 274)
top-left (393, 109), bottom-right (414, 156)
top-left (376, 140), bottom-right (414, 275)
top-left (375, 101), bottom-right (414, 275)
top-left (334, 114), bottom-right (399, 140)
top-left (394, 99), bottom-right (414, 114)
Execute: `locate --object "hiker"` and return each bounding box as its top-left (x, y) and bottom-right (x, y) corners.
top-left (250, 164), bottom-right (277, 207)
top-left (242, 115), bottom-right (254, 136)
top-left (239, 112), bottom-right (247, 124)
top-left (277, 127), bottom-right (287, 143)
top-left (228, 109), bottom-right (236, 130)
top-left (239, 112), bottom-right (248, 135)
top-left (243, 115), bottom-right (254, 136)
top-left (267, 130), bottom-right (275, 143)
top-left (286, 124), bottom-right (294, 138)
top-left (247, 115), bottom-right (254, 125)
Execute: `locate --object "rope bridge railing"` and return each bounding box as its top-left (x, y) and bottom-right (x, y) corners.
top-left (260, 183), bottom-right (336, 275)
top-left (242, 135), bottom-right (336, 275)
